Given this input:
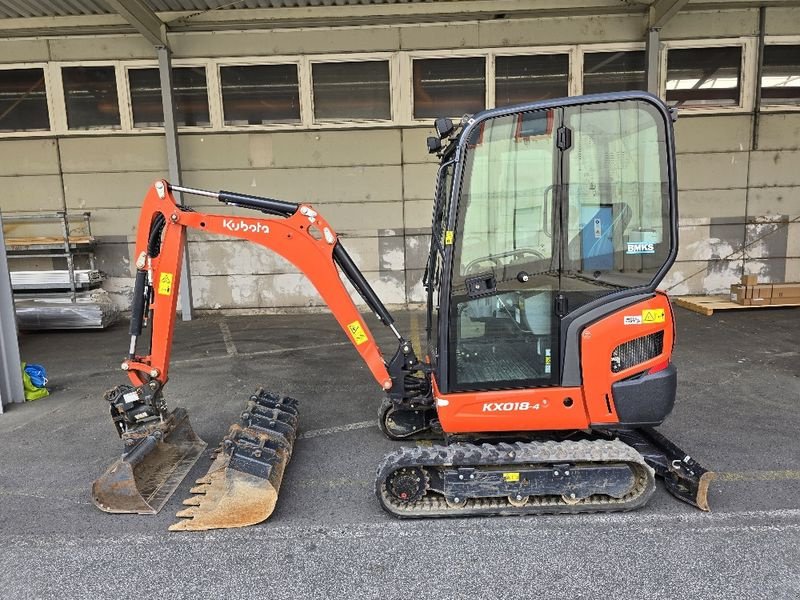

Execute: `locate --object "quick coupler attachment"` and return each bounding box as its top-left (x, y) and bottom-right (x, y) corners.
top-left (169, 389), bottom-right (299, 531)
top-left (92, 407), bottom-right (207, 515)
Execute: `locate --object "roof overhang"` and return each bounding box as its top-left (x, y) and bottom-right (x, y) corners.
top-left (0, 0), bottom-right (798, 38)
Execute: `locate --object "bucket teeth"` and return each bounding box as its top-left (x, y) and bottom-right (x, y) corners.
top-left (170, 390), bottom-right (299, 531)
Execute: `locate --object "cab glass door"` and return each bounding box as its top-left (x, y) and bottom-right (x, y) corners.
top-left (449, 110), bottom-right (560, 391)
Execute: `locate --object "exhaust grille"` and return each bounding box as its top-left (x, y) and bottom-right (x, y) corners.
top-left (611, 331), bottom-right (664, 373)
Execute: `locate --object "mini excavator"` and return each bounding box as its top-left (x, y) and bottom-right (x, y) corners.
top-left (92, 92), bottom-right (713, 530)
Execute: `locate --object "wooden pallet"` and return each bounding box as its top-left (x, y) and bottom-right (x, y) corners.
top-left (5, 235), bottom-right (94, 247)
top-left (673, 295), bottom-right (800, 316)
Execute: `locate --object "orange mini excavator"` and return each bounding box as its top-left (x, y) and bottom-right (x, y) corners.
top-left (92, 92), bottom-right (713, 530)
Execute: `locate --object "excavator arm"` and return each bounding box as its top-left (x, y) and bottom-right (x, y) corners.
top-left (92, 180), bottom-right (426, 528)
top-left (124, 179), bottom-right (418, 393)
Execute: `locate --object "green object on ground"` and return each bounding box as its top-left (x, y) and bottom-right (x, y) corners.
top-left (22, 362), bottom-right (49, 401)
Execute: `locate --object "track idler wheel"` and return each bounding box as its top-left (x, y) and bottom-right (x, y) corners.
top-left (170, 390), bottom-right (299, 531)
top-left (386, 466), bottom-right (428, 503)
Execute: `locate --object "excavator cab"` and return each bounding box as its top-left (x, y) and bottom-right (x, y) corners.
top-left (426, 94), bottom-right (676, 412)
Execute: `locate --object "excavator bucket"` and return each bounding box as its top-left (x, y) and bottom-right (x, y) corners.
top-left (92, 408), bottom-right (207, 514)
top-left (169, 389), bottom-right (299, 531)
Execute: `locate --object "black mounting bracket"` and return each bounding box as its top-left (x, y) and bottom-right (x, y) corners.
top-left (386, 338), bottom-right (432, 403)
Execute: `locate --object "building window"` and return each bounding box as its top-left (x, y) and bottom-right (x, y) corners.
top-left (62, 66), bottom-right (120, 129)
top-left (413, 57), bottom-right (485, 119)
top-left (312, 61), bottom-right (391, 120)
top-left (761, 45), bottom-right (800, 106)
top-left (666, 47), bottom-right (742, 108)
top-left (128, 66), bottom-right (210, 128)
top-left (220, 64), bottom-right (300, 125)
top-left (0, 68), bottom-right (50, 132)
top-left (583, 51), bottom-right (646, 94)
top-left (495, 54), bottom-right (569, 105)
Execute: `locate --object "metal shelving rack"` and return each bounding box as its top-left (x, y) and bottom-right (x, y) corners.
top-left (3, 211), bottom-right (100, 301)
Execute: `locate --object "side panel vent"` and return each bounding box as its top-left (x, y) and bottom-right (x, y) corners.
top-left (611, 331), bottom-right (664, 373)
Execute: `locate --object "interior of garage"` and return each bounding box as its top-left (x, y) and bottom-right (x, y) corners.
top-left (0, 3), bottom-right (799, 596)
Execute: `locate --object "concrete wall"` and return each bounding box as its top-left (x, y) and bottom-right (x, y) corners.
top-left (663, 113), bottom-right (800, 295)
top-left (1, 7), bottom-right (799, 311)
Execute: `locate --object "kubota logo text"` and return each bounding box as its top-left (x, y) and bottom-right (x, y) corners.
top-left (483, 401), bottom-right (546, 412)
top-left (222, 218), bottom-right (270, 235)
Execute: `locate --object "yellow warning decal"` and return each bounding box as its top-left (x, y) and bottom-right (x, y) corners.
top-left (444, 230), bottom-right (454, 245)
top-left (347, 320), bottom-right (369, 346)
top-left (503, 472), bottom-right (520, 483)
top-left (545, 355), bottom-right (552, 365)
top-left (642, 308), bottom-right (666, 323)
top-left (158, 272), bottom-right (174, 296)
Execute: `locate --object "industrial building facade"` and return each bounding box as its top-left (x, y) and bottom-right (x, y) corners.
top-left (1, 1), bottom-right (798, 312)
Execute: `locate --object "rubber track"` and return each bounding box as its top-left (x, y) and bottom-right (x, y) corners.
top-left (375, 439), bottom-right (656, 518)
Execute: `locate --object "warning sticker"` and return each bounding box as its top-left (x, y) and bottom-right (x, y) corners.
top-left (158, 272), bottom-right (174, 296)
top-left (624, 315), bottom-right (643, 325)
top-left (503, 472), bottom-right (520, 483)
top-left (444, 230), bottom-right (454, 245)
top-left (347, 320), bottom-right (369, 346)
top-left (642, 308), bottom-right (666, 323)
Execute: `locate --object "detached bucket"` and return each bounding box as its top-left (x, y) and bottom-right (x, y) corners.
top-left (170, 390), bottom-right (299, 531)
top-left (92, 408), bottom-right (207, 514)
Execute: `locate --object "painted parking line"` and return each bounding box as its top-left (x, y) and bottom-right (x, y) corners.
top-left (218, 320), bottom-right (238, 356)
top-left (299, 420), bottom-right (378, 439)
top-left (170, 341), bottom-right (350, 366)
top-left (714, 470), bottom-right (800, 482)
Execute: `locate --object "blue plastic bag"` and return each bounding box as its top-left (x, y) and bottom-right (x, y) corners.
top-left (25, 363), bottom-right (48, 388)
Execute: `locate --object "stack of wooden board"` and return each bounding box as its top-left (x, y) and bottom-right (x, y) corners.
top-left (729, 275), bottom-right (800, 306)
top-left (673, 276), bottom-right (800, 316)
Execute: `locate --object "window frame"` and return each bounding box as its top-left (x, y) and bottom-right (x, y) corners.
top-left (759, 35), bottom-right (800, 113)
top-left (576, 42), bottom-right (647, 97)
top-left (406, 49), bottom-right (490, 125)
top-left (491, 46), bottom-right (574, 108)
top-left (54, 60), bottom-right (129, 133)
top-left (660, 38), bottom-right (755, 114)
top-left (123, 59), bottom-right (214, 132)
top-left (214, 56), bottom-right (304, 130)
top-left (0, 37), bottom-right (780, 139)
top-left (0, 62), bottom-right (55, 136)
top-left (308, 52), bottom-right (397, 125)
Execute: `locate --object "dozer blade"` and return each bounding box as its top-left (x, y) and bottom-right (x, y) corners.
top-left (618, 427), bottom-right (715, 511)
top-left (170, 390), bottom-right (299, 531)
top-left (92, 407), bottom-right (207, 514)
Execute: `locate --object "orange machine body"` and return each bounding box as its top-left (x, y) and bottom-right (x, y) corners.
top-left (433, 293), bottom-right (675, 434)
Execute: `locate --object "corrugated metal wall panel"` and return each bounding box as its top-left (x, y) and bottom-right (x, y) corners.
top-left (0, 0), bottom-right (436, 19)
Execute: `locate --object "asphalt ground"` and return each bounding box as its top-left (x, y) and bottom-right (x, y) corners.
top-left (0, 306), bottom-right (798, 599)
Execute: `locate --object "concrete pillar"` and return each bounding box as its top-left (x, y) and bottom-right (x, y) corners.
top-left (158, 46), bottom-right (194, 321)
top-left (0, 211), bottom-right (24, 411)
top-left (645, 27), bottom-right (661, 96)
